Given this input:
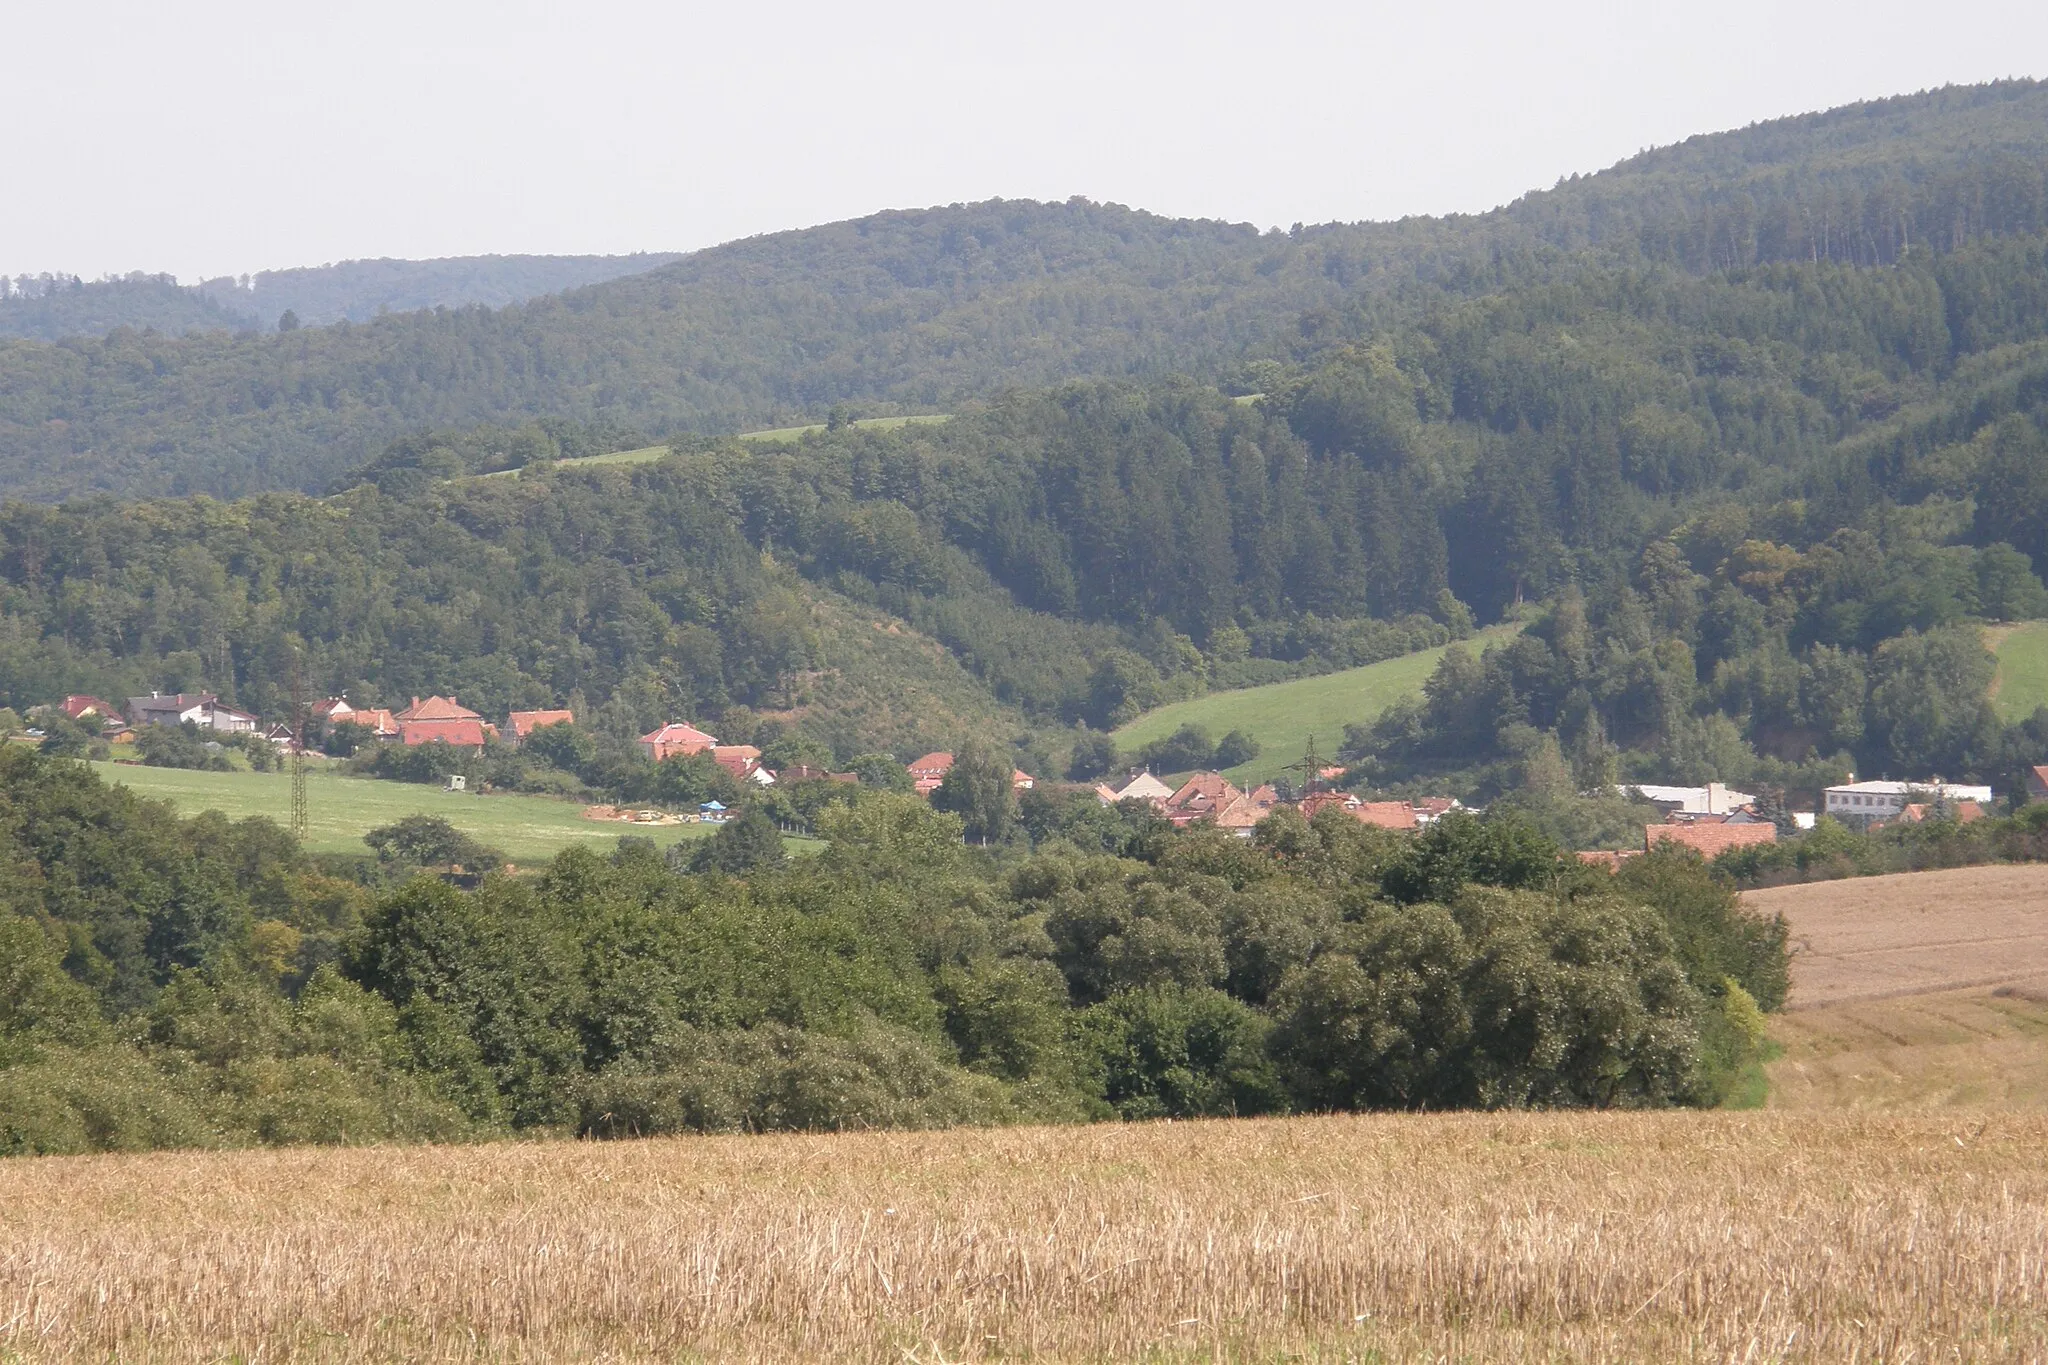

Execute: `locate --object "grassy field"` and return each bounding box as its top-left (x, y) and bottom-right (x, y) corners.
top-left (1988, 619), bottom-right (2048, 723)
top-left (90, 760), bottom-right (713, 864)
top-left (483, 417), bottom-right (954, 479)
top-left (5, 1111), bottom-right (2042, 1361)
top-left (735, 413), bottom-right (950, 443)
top-left (1112, 628), bottom-right (1515, 785)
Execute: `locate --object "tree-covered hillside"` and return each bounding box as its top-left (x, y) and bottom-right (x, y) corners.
top-left (4, 81), bottom-right (2046, 502)
top-left (0, 274), bottom-right (255, 343)
top-left (0, 254), bottom-right (682, 345)
top-left (194, 253), bottom-right (686, 329)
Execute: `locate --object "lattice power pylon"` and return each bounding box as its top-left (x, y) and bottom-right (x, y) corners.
top-left (288, 655), bottom-right (309, 841)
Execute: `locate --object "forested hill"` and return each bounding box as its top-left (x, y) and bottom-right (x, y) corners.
top-left (0, 253), bottom-right (682, 343)
top-left (2, 81), bottom-right (2045, 501)
top-left (194, 253), bottom-right (687, 329)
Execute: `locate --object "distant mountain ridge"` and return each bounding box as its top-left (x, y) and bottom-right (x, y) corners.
top-left (0, 253), bottom-right (683, 343)
top-left (196, 253), bottom-right (686, 329)
top-left (0, 80), bottom-right (2045, 501)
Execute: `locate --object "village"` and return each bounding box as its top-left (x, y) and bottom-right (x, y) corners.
top-left (29, 689), bottom-right (2021, 852)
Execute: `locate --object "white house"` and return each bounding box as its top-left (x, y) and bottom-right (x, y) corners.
top-left (126, 692), bottom-right (259, 734)
top-left (1616, 782), bottom-right (1754, 815)
top-left (1824, 779), bottom-right (1994, 827)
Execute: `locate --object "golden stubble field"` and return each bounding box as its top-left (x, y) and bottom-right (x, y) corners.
top-left (1745, 862), bottom-right (2048, 1008)
top-left (4, 1111), bottom-right (2046, 1363)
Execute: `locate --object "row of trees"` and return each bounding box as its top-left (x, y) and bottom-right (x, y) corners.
top-left (0, 750), bottom-right (1787, 1154)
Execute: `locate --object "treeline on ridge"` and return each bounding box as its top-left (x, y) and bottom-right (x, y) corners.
top-left (3, 82), bottom-right (2048, 501)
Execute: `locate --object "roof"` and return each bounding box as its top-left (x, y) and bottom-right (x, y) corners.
top-left (354, 708), bottom-right (399, 735)
top-left (1828, 779), bottom-right (1995, 801)
top-left (1213, 784), bottom-right (1282, 830)
top-left (1577, 849), bottom-right (1642, 871)
top-left (640, 722), bottom-right (719, 749)
top-left (397, 696), bottom-right (481, 723)
top-left (209, 703), bottom-right (258, 723)
top-left (1166, 772), bottom-right (1242, 815)
top-left (62, 695), bottom-right (118, 720)
top-left (507, 708), bottom-right (574, 738)
top-left (1897, 800), bottom-right (1986, 825)
top-left (128, 692), bottom-right (216, 715)
top-left (1618, 782), bottom-right (1755, 814)
top-left (401, 718), bottom-right (491, 747)
top-left (1645, 822), bottom-right (1778, 856)
top-left (1113, 772), bottom-right (1175, 804)
top-left (2031, 764), bottom-right (2048, 789)
top-left (1092, 783), bottom-right (1122, 805)
top-left (907, 752), bottom-right (955, 776)
top-left (311, 697), bottom-right (354, 719)
top-left (1353, 801), bottom-right (1419, 831)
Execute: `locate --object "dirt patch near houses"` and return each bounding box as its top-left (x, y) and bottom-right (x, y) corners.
top-left (1744, 863), bottom-right (2048, 1009)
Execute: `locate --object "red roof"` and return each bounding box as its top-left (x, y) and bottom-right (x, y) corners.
top-left (907, 752), bottom-right (954, 777)
top-left (640, 722), bottom-right (719, 760)
top-left (312, 697), bottom-right (354, 720)
top-left (62, 695), bottom-right (119, 721)
top-left (396, 695), bottom-right (481, 723)
top-left (1577, 849), bottom-right (1643, 871)
top-left (1164, 772), bottom-right (1244, 825)
top-left (400, 718), bottom-right (491, 748)
top-left (508, 708), bottom-right (574, 740)
top-left (354, 708), bottom-right (399, 737)
top-left (1645, 822), bottom-right (1778, 856)
top-left (712, 744), bottom-right (762, 776)
top-left (1352, 801), bottom-right (1419, 831)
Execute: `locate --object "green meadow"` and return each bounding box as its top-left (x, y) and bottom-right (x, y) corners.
top-left (1989, 620), bottom-right (2048, 724)
top-left (487, 415), bottom-right (953, 479)
top-left (1112, 629), bottom-right (1514, 785)
top-left (89, 760), bottom-right (715, 864)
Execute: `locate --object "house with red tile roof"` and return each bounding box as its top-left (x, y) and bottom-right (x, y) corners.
top-left (506, 709), bottom-right (574, 746)
top-left (907, 751), bottom-right (954, 795)
top-left (1162, 772), bottom-right (1244, 827)
top-left (312, 697), bottom-right (355, 728)
top-left (1576, 849), bottom-right (1643, 871)
top-left (397, 696), bottom-right (495, 748)
top-left (1353, 801), bottom-right (1420, 831)
top-left (639, 722), bottom-right (719, 763)
top-left (353, 708), bottom-right (400, 740)
top-left (1213, 783), bottom-right (1281, 835)
top-left (62, 695), bottom-right (120, 723)
top-left (1895, 800), bottom-right (1985, 825)
top-left (1644, 822), bottom-right (1778, 857)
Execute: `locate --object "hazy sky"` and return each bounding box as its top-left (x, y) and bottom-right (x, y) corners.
top-left (5, 0), bottom-right (2044, 281)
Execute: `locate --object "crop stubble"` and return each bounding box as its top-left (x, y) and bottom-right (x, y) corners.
top-left (3, 1112), bottom-right (2044, 1362)
top-left (1744, 862), bottom-right (2048, 1008)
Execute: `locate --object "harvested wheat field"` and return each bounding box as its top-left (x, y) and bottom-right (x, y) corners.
top-left (1744, 863), bottom-right (2048, 1008)
top-left (4, 1112), bottom-right (2047, 1363)
top-left (1769, 983), bottom-right (2048, 1109)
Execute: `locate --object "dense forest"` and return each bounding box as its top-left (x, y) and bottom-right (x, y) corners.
top-left (0, 749), bottom-right (1785, 1154)
top-left (0, 255), bottom-right (682, 345)
top-left (3, 81), bottom-right (2045, 501)
top-left (6, 207), bottom-right (2048, 798)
